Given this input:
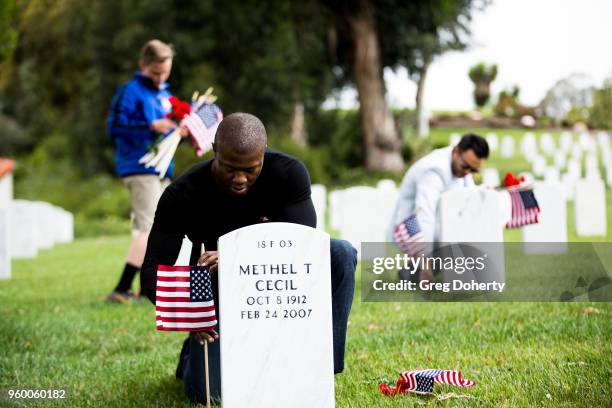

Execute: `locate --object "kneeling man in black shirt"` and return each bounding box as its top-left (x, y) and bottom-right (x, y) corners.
top-left (141, 112), bottom-right (356, 405)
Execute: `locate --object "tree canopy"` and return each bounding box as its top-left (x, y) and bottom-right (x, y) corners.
top-left (1, 0), bottom-right (483, 174)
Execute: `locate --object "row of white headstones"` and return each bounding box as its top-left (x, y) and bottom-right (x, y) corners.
top-left (318, 175), bottom-right (607, 254)
top-left (0, 172), bottom-right (74, 280)
top-left (456, 131), bottom-right (612, 195)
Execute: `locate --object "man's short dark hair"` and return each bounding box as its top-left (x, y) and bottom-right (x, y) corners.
top-left (458, 134), bottom-right (489, 159)
top-left (214, 113), bottom-right (267, 154)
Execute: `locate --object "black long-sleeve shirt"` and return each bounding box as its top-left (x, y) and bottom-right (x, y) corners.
top-left (141, 149), bottom-right (316, 303)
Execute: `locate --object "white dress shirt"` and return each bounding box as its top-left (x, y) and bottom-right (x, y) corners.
top-left (388, 146), bottom-right (474, 243)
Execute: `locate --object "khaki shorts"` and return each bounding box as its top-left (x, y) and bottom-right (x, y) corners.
top-left (123, 175), bottom-right (171, 234)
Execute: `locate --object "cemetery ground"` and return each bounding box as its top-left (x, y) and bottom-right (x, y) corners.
top-left (2, 128), bottom-right (611, 407)
top-left (1, 235), bottom-right (611, 407)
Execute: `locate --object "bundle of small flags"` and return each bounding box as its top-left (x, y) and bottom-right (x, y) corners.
top-left (379, 369), bottom-right (475, 395)
top-left (139, 88), bottom-right (223, 178)
top-left (155, 265), bottom-right (217, 332)
top-left (502, 172), bottom-right (540, 228)
top-left (505, 188), bottom-right (540, 228)
top-left (393, 214), bottom-right (426, 257)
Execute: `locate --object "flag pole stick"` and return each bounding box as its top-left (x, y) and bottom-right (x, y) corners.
top-left (204, 340), bottom-right (211, 408)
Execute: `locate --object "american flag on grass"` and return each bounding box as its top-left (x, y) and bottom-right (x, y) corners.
top-left (183, 103), bottom-right (223, 157)
top-left (393, 214), bottom-right (426, 257)
top-left (380, 369), bottom-right (476, 395)
top-left (505, 189), bottom-right (540, 228)
top-left (155, 265), bottom-right (217, 332)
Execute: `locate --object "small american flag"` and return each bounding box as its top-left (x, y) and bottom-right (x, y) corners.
top-left (155, 265), bottom-right (217, 332)
top-left (393, 214), bottom-right (426, 257)
top-left (183, 103), bottom-right (223, 157)
top-left (506, 189), bottom-right (540, 228)
top-left (380, 369), bottom-right (476, 395)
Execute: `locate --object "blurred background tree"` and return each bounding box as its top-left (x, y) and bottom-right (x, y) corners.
top-left (0, 0), bottom-right (485, 234)
top-left (590, 76), bottom-right (612, 129)
top-left (538, 73), bottom-right (594, 127)
top-left (468, 62), bottom-right (498, 107)
top-left (379, 0), bottom-right (487, 137)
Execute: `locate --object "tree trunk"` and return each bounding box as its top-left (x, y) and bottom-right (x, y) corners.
top-left (415, 61), bottom-right (430, 138)
top-left (348, 0), bottom-right (404, 172)
top-left (289, 99), bottom-right (307, 147)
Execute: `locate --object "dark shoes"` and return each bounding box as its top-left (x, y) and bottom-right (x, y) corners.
top-left (106, 290), bottom-right (140, 304)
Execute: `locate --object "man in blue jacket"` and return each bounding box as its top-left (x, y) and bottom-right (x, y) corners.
top-left (107, 39), bottom-right (185, 304)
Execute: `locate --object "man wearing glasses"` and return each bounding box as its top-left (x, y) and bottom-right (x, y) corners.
top-left (388, 134), bottom-right (489, 280)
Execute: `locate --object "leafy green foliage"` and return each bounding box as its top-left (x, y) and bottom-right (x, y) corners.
top-left (468, 62), bottom-right (498, 107)
top-left (590, 78), bottom-right (612, 129)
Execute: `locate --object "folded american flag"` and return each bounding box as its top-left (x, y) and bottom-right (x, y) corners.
top-left (505, 189), bottom-right (540, 229)
top-left (393, 214), bottom-right (426, 257)
top-left (380, 369), bottom-right (476, 395)
top-left (156, 265), bottom-right (217, 332)
top-left (183, 103), bottom-right (223, 157)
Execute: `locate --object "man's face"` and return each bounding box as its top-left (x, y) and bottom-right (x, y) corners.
top-left (212, 144), bottom-right (265, 196)
top-left (140, 59), bottom-right (172, 89)
top-left (451, 147), bottom-right (485, 178)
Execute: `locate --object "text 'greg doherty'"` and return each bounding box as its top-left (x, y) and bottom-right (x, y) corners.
top-left (372, 279), bottom-right (506, 293)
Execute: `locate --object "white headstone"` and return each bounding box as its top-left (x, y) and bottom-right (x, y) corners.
top-left (540, 133), bottom-right (556, 156)
top-left (31, 202), bottom-right (55, 249)
top-left (328, 190), bottom-right (343, 231)
top-left (597, 131), bottom-right (610, 151)
top-left (553, 151), bottom-right (567, 169)
top-left (338, 186), bottom-right (385, 249)
top-left (175, 236), bottom-right (193, 265)
top-left (601, 147), bottom-right (611, 167)
top-left (574, 178), bottom-right (607, 236)
top-left (560, 131), bottom-right (573, 152)
top-left (218, 223), bottom-right (334, 408)
top-left (377, 181), bottom-right (398, 240)
top-left (440, 188), bottom-right (506, 242)
top-left (439, 188), bottom-right (505, 285)
top-left (607, 165), bottom-right (612, 188)
top-left (9, 200), bottom-right (39, 258)
top-left (532, 155), bottom-right (547, 177)
top-left (544, 166), bottom-right (560, 184)
top-left (496, 190), bottom-right (512, 227)
top-left (376, 179), bottom-right (396, 191)
top-left (560, 172), bottom-right (577, 202)
top-left (0, 170), bottom-right (13, 278)
top-left (522, 182), bottom-right (568, 253)
top-left (519, 172), bottom-right (535, 185)
top-left (585, 154), bottom-right (600, 180)
top-left (485, 133), bottom-right (499, 151)
top-left (566, 159), bottom-right (581, 179)
top-left (55, 207), bottom-right (74, 244)
top-left (0, 173), bottom-right (13, 208)
top-left (571, 142), bottom-right (583, 162)
top-left (579, 132), bottom-right (596, 153)
top-left (450, 133), bottom-right (461, 147)
top-left (500, 136), bottom-right (515, 158)
top-left (311, 184), bottom-right (327, 230)
top-left (482, 168), bottom-right (500, 187)
top-left (585, 154), bottom-right (598, 171)
top-left (0, 208), bottom-right (9, 279)
top-left (521, 132), bottom-right (538, 162)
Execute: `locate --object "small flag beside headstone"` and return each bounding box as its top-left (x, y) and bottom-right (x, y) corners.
top-left (155, 265), bottom-right (217, 332)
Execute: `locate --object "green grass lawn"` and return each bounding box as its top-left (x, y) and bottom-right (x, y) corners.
top-left (1, 236), bottom-right (611, 407)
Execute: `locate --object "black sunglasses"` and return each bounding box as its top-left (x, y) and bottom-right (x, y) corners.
top-left (457, 154), bottom-right (479, 173)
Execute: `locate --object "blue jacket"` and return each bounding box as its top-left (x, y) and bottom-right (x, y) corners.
top-left (108, 72), bottom-right (174, 178)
